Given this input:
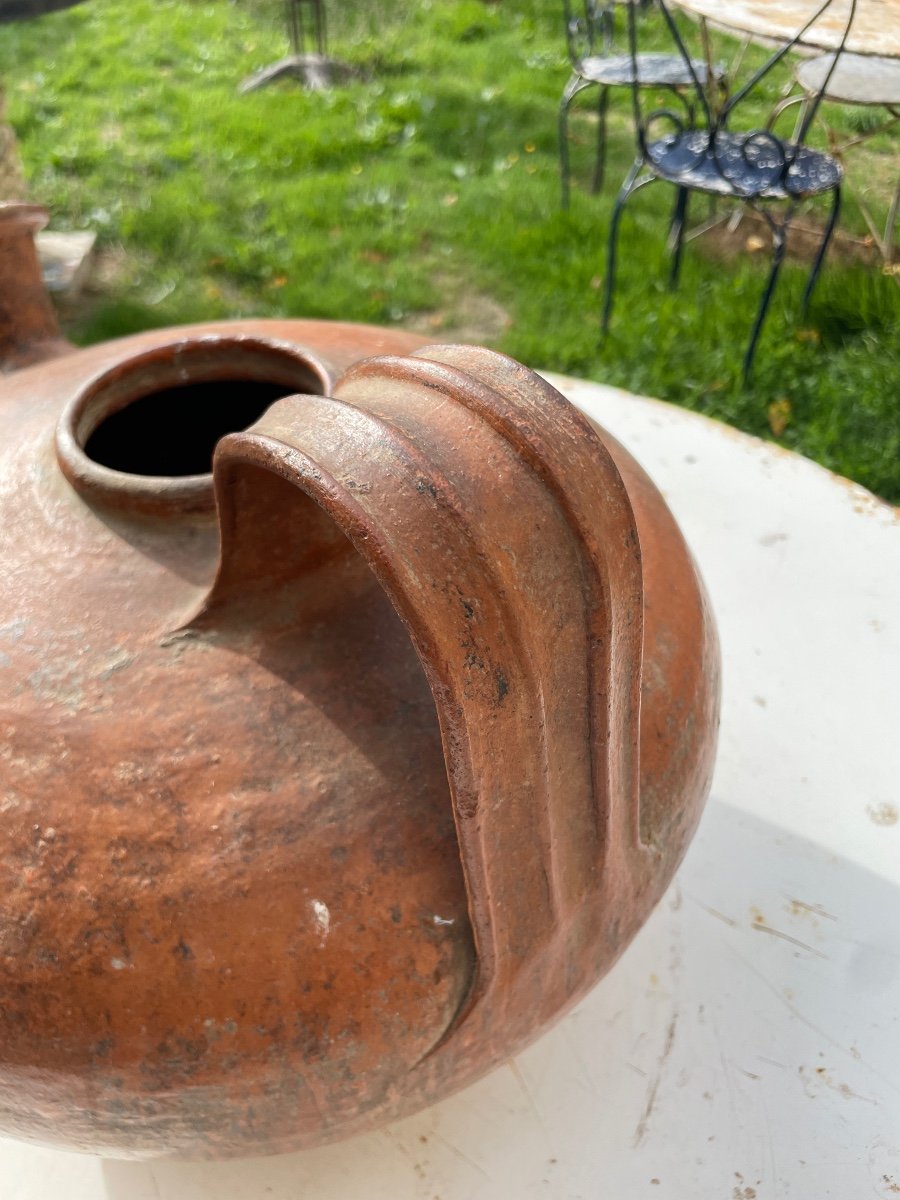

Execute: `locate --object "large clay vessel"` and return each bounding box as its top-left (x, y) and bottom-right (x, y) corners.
top-left (0, 319), bottom-right (719, 1158)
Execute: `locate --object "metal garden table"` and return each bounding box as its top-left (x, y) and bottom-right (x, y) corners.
top-left (239, 0), bottom-right (350, 93)
top-left (670, 0), bottom-right (900, 56)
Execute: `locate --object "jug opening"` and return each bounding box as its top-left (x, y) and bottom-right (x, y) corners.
top-left (84, 378), bottom-right (295, 477)
top-left (56, 334), bottom-right (329, 516)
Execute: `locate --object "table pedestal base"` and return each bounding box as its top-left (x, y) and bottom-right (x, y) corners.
top-left (239, 53), bottom-right (352, 93)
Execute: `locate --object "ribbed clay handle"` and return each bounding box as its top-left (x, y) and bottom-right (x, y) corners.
top-left (204, 345), bottom-right (651, 1039)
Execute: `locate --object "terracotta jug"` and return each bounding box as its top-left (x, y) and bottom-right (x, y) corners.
top-left (0, 203), bottom-right (71, 371)
top-left (0, 318), bottom-right (719, 1159)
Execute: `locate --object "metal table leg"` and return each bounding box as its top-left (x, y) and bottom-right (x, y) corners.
top-left (239, 0), bottom-right (351, 93)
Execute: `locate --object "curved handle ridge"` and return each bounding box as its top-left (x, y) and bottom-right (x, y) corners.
top-left (205, 345), bottom-right (648, 1040)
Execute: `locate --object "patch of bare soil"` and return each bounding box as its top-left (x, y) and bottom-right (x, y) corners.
top-left (403, 273), bottom-right (512, 345)
top-left (59, 252), bottom-right (515, 347)
top-left (691, 207), bottom-right (896, 271)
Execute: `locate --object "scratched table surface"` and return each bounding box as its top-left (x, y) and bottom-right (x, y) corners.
top-left (1, 376), bottom-right (898, 1200)
top-left (671, 0), bottom-right (900, 57)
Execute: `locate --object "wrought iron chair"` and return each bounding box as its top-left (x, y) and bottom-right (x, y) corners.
top-left (559, 0), bottom-right (724, 208)
top-left (602, 0), bottom-right (857, 380)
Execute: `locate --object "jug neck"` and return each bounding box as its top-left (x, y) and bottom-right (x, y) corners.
top-left (0, 203), bottom-right (72, 373)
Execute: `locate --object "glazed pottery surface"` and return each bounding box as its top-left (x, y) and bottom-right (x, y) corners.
top-left (0, 319), bottom-right (719, 1157)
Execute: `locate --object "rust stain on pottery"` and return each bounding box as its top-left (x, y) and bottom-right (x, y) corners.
top-left (0, 318), bottom-right (720, 1158)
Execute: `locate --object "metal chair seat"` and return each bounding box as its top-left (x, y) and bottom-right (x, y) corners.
top-left (647, 129), bottom-right (842, 199)
top-left (558, 0), bottom-right (727, 208)
top-left (579, 51), bottom-right (717, 88)
top-left (602, 0), bottom-right (858, 382)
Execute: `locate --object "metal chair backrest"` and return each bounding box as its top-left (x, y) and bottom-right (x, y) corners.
top-left (562, 0), bottom-right (616, 71)
top-left (626, 0), bottom-right (858, 190)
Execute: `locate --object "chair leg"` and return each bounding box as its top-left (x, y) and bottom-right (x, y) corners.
top-left (559, 76), bottom-right (592, 211)
top-left (765, 92), bottom-right (807, 141)
top-left (883, 178), bottom-right (900, 266)
top-left (591, 87), bottom-right (610, 196)
top-left (602, 163), bottom-right (653, 334)
top-left (801, 185), bottom-right (841, 316)
top-left (743, 217), bottom-right (788, 383)
top-left (668, 188), bottom-right (690, 289)
top-left (559, 93), bottom-right (574, 212)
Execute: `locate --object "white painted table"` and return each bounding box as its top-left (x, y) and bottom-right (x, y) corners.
top-left (1, 378), bottom-right (897, 1199)
top-left (671, 0), bottom-right (900, 58)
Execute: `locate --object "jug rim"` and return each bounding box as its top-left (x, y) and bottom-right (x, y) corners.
top-left (55, 333), bottom-right (329, 517)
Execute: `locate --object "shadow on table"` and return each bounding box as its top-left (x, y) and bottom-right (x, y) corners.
top-left (100, 798), bottom-right (900, 1199)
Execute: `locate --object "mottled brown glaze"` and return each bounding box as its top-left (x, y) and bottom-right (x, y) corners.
top-left (0, 320), bottom-right (719, 1158)
top-left (0, 203), bottom-right (71, 371)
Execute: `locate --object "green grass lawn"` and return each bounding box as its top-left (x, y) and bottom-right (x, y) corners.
top-left (2, 0), bottom-right (898, 499)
